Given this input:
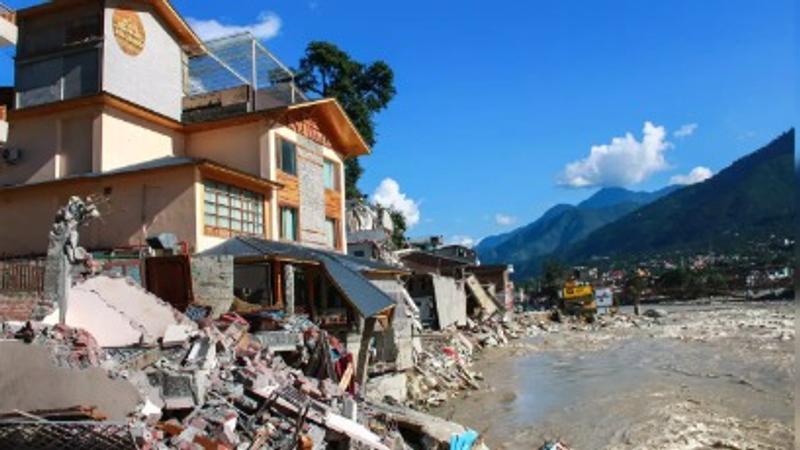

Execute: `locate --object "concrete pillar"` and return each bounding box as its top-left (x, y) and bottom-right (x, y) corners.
top-left (42, 236), bottom-right (69, 322)
top-left (284, 263), bottom-right (295, 316)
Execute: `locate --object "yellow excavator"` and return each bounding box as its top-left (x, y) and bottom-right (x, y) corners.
top-left (559, 279), bottom-right (597, 320)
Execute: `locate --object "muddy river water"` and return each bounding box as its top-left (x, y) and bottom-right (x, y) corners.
top-left (432, 302), bottom-right (795, 449)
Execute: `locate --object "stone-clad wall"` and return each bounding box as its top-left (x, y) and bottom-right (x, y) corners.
top-left (298, 146), bottom-right (327, 248)
top-left (190, 255), bottom-right (233, 318)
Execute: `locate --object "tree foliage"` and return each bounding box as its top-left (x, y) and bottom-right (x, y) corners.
top-left (295, 41), bottom-right (396, 199)
top-left (540, 260), bottom-right (568, 300)
top-left (388, 209), bottom-right (407, 249)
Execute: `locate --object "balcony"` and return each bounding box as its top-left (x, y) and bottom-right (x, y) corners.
top-left (183, 32), bottom-right (306, 123)
top-left (0, 3), bottom-right (16, 48)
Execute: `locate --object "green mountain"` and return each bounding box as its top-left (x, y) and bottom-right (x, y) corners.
top-left (563, 129), bottom-right (795, 262)
top-left (577, 186), bottom-right (679, 209)
top-left (476, 186), bottom-right (676, 277)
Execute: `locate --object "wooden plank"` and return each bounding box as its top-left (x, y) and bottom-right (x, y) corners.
top-left (277, 171), bottom-right (300, 206)
top-left (356, 317), bottom-right (377, 394)
top-left (324, 189), bottom-right (342, 219)
top-left (338, 362), bottom-right (354, 391)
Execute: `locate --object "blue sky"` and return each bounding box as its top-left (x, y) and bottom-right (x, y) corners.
top-left (1, 0), bottom-right (794, 245)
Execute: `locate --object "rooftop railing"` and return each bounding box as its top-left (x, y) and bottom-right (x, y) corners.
top-left (188, 32), bottom-right (305, 107)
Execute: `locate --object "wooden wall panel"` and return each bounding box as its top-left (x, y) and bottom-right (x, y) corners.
top-left (325, 189), bottom-right (342, 220)
top-left (277, 171), bottom-right (300, 206)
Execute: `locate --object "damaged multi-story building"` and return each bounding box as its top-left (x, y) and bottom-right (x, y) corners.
top-left (0, 0), bottom-right (362, 255)
top-left (0, 0), bottom-right (415, 375)
top-left (397, 246), bottom-right (515, 329)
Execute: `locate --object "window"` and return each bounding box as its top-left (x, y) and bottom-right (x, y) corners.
top-left (203, 180), bottom-right (264, 236)
top-left (277, 138), bottom-right (297, 175)
top-left (323, 159), bottom-right (339, 191)
top-left (325, 217), bottom-right (338, 248)
top-left (280, 206), bottom-right (298, 241)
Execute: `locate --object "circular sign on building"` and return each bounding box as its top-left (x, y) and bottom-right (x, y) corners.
top-left (112, 9), bottom-right (146, 56)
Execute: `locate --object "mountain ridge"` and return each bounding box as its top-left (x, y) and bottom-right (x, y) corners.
top-left (476, 186), bottom-right (677, 275)
top-left (561, 129), bottom-right (794, 262)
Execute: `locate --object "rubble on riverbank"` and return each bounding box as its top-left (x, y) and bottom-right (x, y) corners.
top-left (404, 317), bottom-right (524, 409)
top-left (0, 287), bottom-right (482, 449)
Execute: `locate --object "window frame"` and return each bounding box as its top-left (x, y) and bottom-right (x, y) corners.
top-left (203, 179), bottom-right (266, 238)
top-left (276, 136), bottom-right (298, 176)
top-left (323, 158), bottom-right (340, 191)
top-left (279, 205), bottom-right (299, 242)
top-left (325, 216), bottom-right (339, 249)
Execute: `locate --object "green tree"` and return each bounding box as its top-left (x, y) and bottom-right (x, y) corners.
top-left (388, 209), bottom-right (407, 249)
top-left (704, 269), bottom-right (728, 292)
top-left (295, 42), bottom-right (396, 199)
top-left (624, 274), bottom-right (646, 312)
top-left (541, 260), bottom-right (568, 300)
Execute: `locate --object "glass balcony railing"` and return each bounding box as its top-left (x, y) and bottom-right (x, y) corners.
top-left (186, 32), bottom-right (305, 113)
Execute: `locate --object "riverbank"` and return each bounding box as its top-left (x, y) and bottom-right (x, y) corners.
top-left (431, 301), bottom-right (795, 449)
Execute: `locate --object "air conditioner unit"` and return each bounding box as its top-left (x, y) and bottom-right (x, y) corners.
top-left (2, 147), bottom-right (21, 165)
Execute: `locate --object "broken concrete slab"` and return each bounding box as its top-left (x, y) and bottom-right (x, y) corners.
top-left (465, 275), bottom-right (499, 316)
top-left (252, 331), bottom-right (304, 352)
top-left (162, 324), bottom-right (193, 347)
top-left (366, 372), bottom-right (408, 404)
top-left (42, 288), bottom-right (145, 347)
top-left (324, 411), bottom-right (391, 450)
top-left (45, 275), bottom-right (197, 347)
top-left (0, 341), bottom-right (140, 420)
top-left (432, 275), bottom-right (467, 329)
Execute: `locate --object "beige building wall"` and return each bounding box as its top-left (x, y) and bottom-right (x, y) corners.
top-left (58, 115), bottom-right (94, 177)
top-left (98, 107), bottom-right (184, 172)
top-left (185, 122), bottom-right (264, 177)
top-left (1, 114), bottom-right (58, 184)
top-left (0, 166), bottom-right (199, 257)
top-left (1, 107), bottom-right (101, 185)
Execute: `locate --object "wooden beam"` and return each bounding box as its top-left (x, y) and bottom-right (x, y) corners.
top-left (355, 316), bottom-right (377, 395)
top-left (274, 261), bottom-right (283, 309)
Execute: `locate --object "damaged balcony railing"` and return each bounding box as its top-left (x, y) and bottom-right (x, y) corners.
top-left (187, 32), bottom-right (306, 108)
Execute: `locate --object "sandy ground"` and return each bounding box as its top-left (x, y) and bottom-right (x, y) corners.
top-left (433, 301), bottom-right (795, 450)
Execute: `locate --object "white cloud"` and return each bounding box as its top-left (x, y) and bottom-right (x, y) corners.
top-left (447, 235), bottom-right (476, 247)
top-left (558, 121), bottom-right (671, 188)
top-left (494, 213), bottom-right (517, 226)
top-left (372, 178), bottom-right (421, 227)
top-left (187, 12), bottom-right (282, 41)
top-left (669, 166), bottom-right (713, 185)
top-left (673, 123), bottom-right (698, 138)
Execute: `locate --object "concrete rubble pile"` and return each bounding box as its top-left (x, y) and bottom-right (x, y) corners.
top-left (4, 321), bottom-right (106, 369)
top-left (406, 317), bottom-right (521, 409)
top-left (514, 309), bottom-right (664, 337)
top-left (0, 276), bottom-right (486, 450)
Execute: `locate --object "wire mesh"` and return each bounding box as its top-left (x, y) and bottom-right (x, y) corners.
top-left (0, 422), bottom-right (136, 450)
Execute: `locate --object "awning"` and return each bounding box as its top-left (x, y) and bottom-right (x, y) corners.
top-left (200, 237), bottom-right (396, 318)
